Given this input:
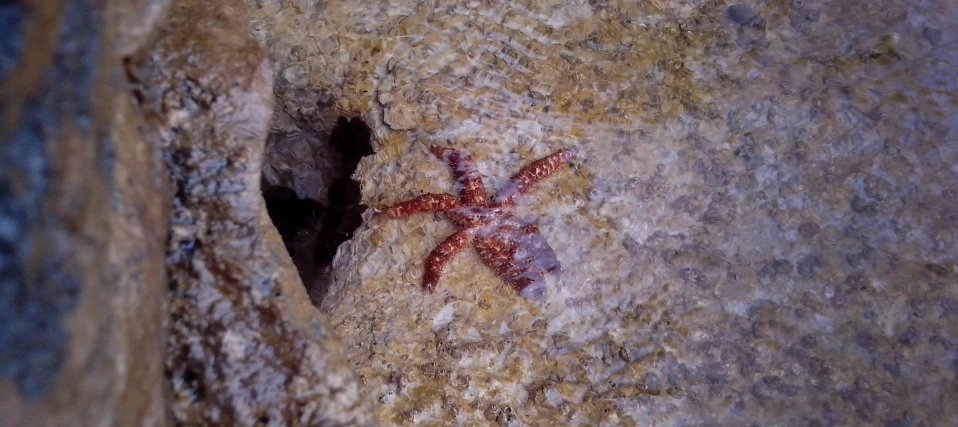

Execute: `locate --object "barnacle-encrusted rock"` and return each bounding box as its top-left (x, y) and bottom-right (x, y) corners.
top-left (132, 0), bottom-right (375, 424)
top-left (251, 0), bottom-right (958, 425)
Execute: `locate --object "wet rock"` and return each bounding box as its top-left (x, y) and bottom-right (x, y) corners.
top-left (132, 0), bottom-right (374, 425)
top-left (1, 0), bottom-right (169, 425)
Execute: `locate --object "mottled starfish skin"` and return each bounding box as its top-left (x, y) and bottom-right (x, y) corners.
top-left (378, 145), bottom-right (578, 297)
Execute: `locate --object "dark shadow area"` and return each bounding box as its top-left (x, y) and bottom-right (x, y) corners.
top-left (263, 186), bottom-right (324, 258)
top-left (262, 116), bottom-right (373, 307)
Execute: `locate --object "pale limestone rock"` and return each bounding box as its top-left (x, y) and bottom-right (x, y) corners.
top-left (250, 0), bottom-right (958, 425)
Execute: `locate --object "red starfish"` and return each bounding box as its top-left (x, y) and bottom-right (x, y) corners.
top-left (377, 145), bottom-right (579, 299)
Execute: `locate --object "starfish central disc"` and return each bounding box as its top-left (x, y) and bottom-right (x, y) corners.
top-left (377, 145), bottom-right (578, 299)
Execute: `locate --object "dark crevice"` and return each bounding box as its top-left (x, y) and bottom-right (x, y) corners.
top-left (262, 116), bottom-right (373, 307)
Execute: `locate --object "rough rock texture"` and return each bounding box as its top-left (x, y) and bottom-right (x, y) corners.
top-left (112, 0), bottom-right (171, 56)
top-left (133, 0), bottom-right (375, 424)
top-left (250, 0), bottom-right (958, 425)
top-left (0, 0), bottom-right (170, 426)
top-left (262, 116), bottom-right (374, 305)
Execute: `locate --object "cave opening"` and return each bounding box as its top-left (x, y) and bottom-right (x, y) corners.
top-left (262, 116), bottom-right (373, 306)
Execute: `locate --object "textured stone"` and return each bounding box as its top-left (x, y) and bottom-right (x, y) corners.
top-left (111, 0), bottom-right (171, 56)
top-left (249, 0), bottom-right (958, 425)
top-left (133, 0), bottom-right (375, 424)
top-left (0, 0), bottom-right (169, 425)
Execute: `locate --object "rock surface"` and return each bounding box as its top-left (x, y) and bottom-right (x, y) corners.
top-left (250, 0), bottom-right (958, 425)
top-left (133, 0), bottom-right (375, 424)
top-left (0, 0), bottom-right (170, 426)
top-left (111, 0), bottom-right (171, 56)
top-left (109, 96), bottom-right (172, 427)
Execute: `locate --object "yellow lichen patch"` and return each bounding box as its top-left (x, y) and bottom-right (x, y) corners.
top-left (367, 227), bottom-right (387, 248)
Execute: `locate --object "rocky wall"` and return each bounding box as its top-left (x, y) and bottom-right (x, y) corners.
top-left (131, 0), bottom-right (376, 425)
top-left (0, 0), bottom-right (171, 425)
top-left (249, 0), bottom-right (958, 425)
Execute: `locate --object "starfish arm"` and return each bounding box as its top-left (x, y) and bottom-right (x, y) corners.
top-left (430, 145), bottom-right (488, 206)
top-left (423, 228), bottom-right (475, 291)
top-left (474, 235), bottom-right (517, 279)
top-left (492, 147), bottom-right (578, 207)
top-left (474, 217), bottom-right (560, 299)
top-left (377, 193), bottom-right (460, 219)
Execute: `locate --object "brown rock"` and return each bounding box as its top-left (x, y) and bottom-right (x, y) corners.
top-left (0, 0), bottom-right (169, 426)
top-left (133, 0), bottom-right (376, 424)
top-left (111, 0), bottom-right (172, 56)
top-left (109, 96), bottom-right (171, 427)
top-left (249, 0), bottom-right (958, 425)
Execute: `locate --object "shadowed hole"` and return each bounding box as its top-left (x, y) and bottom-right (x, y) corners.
top-left (262, 116), bottom-right (373, 306)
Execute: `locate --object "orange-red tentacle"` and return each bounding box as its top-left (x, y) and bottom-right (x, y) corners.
top-left (430, 145), bottom-right (488, 206)
top-left (377, 193), bottom-right (460, 219)
top-left (423, 229), bottom-right (474, 291)
top-left (492, 148), bottom-right (578, 207)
